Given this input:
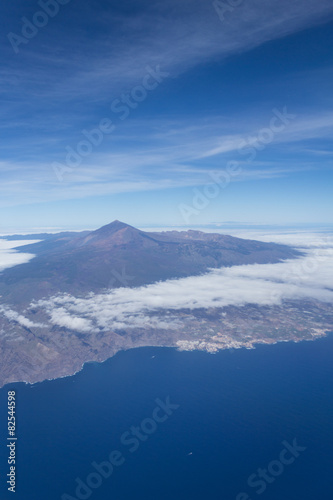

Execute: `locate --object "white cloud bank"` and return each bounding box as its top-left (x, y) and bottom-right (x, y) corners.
top-left (0, 305), bottom-right (44, 329)
top-left (33, 232), bottom-right (333, 333)
top-left (0, 239), bottom-right (45, 330)
top-left (0, 239), bottom-right (40, 272)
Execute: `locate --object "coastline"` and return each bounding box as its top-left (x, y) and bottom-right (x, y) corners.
top-left (1, 330), bottom-right (331, 391)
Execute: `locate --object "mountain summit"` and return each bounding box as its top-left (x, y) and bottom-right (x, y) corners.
top-left (0, 223), bottom-right (301, 304)
top-left (95, 219), bottom-right (133, 233)
top-left (72, 220), bottom-right (143, 248)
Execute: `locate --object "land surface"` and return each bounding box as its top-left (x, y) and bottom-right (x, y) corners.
top-left (0, 221), bottom-right (332, 387)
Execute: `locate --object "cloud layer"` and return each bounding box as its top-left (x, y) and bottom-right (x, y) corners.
top-left (0, 239), bottom-right (39, 271)
top-left (0, 305), bottom-right (44, 329)
top-left (1, 0), bottom-right (333, 219)
top-left (32, 232), bottom-right (333, 333)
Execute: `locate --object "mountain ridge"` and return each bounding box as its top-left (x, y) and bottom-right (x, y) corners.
top-left (0, 221), bottom-right (301, 306)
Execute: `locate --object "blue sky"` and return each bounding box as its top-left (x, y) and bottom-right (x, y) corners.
top-left (1, 0), bottom-right (333, 231)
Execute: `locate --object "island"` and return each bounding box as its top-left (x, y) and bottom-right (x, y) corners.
top-left (0, 221), bottom-right (332, 387)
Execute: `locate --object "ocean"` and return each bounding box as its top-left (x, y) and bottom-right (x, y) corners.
top-left (0, 335), bottom-right (332, 500)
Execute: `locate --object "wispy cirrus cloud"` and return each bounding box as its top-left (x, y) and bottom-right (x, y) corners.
top-left (0, 110), bottom-right (332, 208)
top-left (1, 0), bottom-right (333, 227)
top-left (2, 0), bottom-right (333, 103)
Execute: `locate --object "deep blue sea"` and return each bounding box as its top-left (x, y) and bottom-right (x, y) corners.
top-left (1, 335), bottom-right (333, 500)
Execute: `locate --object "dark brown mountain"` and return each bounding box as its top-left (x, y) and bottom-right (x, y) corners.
top-left (0, 221), bottom-right (301, 306)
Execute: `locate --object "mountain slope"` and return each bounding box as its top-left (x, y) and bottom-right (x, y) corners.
top-left (0, 221), bottom-right (301, 305)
